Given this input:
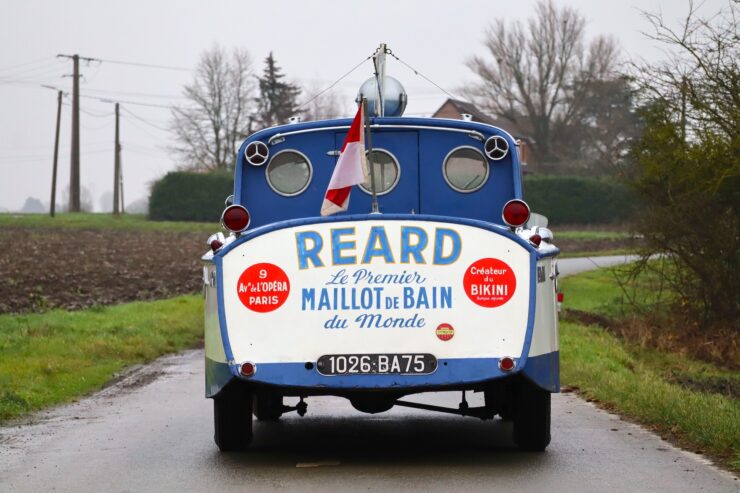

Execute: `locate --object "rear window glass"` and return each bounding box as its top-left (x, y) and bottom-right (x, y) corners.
top-left (443, 147), bottom-right (488, 192)
top-left (266, 151), bottom-right (312, 196)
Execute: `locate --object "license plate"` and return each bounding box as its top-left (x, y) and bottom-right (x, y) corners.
top-left (316, 353), bottom-right (437, 376)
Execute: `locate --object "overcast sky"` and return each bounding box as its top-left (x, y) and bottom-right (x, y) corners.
top-left (0, 0), bottom-right (726, 212)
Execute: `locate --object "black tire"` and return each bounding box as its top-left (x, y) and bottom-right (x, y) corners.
top-left (213, 385), bottom-right (253, 451)
top-left (512, 379), bottom-right (551, 451)
top-left (253, 390), bottom-right (283, 421)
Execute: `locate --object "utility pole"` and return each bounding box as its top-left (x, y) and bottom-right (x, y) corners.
top-left (57, 53), bottom-right (101, 212)
top-left (113, 103), bottom-right (121, 215)
top-left (50, 90), bottom-right (63, 217)
top-left (120, 152), bottom-right (125, 214)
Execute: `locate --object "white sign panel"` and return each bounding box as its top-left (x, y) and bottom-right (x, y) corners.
top-left (221, 220), bottom-right (531, 363)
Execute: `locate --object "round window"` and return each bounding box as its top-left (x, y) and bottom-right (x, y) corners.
top-left (266, 151), bottom-right (312, 196)
top-left (443, 147), bottom-right (489, 193)
top-left (359, 149), bottom-right (400, 196)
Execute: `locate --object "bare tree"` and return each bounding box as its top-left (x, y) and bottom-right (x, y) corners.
top-left (301, 82), bottom-right (346, 121)
top-left (170, 45), bottom-right (256, 171)
top-left (633, 0), bottom-right (739, 141)
top-left (465, 0), bottom-right (621, 166)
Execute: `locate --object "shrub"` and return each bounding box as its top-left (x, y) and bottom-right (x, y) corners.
top-left (624, 2), bottom-right (739, 328)
top-left (148, 171), bottom-right (233, 222)
top-left (523, 175), bottom-right (635, 225)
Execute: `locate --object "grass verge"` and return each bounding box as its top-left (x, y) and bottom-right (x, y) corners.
top-left (0, 295), bottom-right (203, 422)
top-left (561, 269), bottom-right (740, 473)
top-left (0, 212), bottom-right (217, 233)
top-left (557, 230), bottom-right (631, 241)
top-left (558, 248), bottom-right (633, 259)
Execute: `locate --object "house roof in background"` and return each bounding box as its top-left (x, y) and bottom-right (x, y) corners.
top-left (432, 98), bottom-right (530, 140)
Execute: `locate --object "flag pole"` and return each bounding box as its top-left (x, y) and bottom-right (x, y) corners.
top-left (362, 98), bottom-right (379, 213)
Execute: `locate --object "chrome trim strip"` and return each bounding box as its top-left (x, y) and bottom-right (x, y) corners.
top-left (269, 125), bottom-right (485, 145)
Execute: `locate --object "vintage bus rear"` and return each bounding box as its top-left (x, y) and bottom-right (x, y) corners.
top-left (202, 115), bottom-right (560, 452)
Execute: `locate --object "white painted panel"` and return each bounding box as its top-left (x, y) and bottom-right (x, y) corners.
top-left (221, 220), bottom-right (532, 363)
top-left (529, 258), bottom-right (559, 357)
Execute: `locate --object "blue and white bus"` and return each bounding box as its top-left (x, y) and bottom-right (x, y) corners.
top-left (202, 63), bottom-right (560, 452)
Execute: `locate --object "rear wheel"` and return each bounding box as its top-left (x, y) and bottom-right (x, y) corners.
top-left (213, 385), bottom-right (253, 451)
top-left (512, 379), bottom-right (551, 451)
top-left (253, 390), bottom-right (284, 421)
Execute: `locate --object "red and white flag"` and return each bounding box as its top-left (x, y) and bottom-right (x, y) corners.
top-left (321, 104), bottom-right (368, 216)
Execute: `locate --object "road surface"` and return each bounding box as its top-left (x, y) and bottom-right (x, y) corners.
top-left (1, 256), bottom-right (737, 492)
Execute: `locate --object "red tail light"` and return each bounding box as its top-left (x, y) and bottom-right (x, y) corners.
top-left (557, 292), bottom-right (564, 303)
top-left (529, 233), bottom-right (542, 247)
top-left (239, 362), bottom-right (255, 377)
top-left (499, 356), bottom-right (516, 372)
top-left (502, 199), bottom-right (530, 227)
top-left (221, 205), bottom-right (250, 233)
top-left (210, 239), bottom-right (223, 252)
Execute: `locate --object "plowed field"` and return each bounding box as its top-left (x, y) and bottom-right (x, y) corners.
top-left (0, 228), bottom-right (206, 314)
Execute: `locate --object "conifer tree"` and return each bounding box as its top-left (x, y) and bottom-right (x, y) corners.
top-left (255, 52), bottom-right (302, 128)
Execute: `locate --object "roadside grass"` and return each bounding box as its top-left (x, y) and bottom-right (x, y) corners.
top-left (0, 212), bottom-right (217, 233)
top-left (561, 268), bottom-right (740, 472)
top-left (0, 295), bottom-right (203, 422)
top-left (557, 230), bottom-right (631, 241)
top-left (561, 265), bottom-right (634, 315)
top-left (555, 228), bottom-right (637, 259)
top-left (562, 263), bottom-right (676, 315)
top-left (558, 248), bottom-right (632, 259)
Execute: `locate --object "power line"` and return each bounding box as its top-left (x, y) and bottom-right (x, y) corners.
top-left (0, 77), bottom-right (61, 87)
top-left (120, 114), bottom-right (167, 140)
top-left (95, 58), bottom-right (192, 72)
top-left (62, 99), bottom-right (115, 118)
top-left (121, 106), bottom-right (169, 131)
top-left (386, 50), bottom-right (460, 101)
top-left (78, 93), bottom-right (173, 109)
top-left (0, 63), bottom-right (64, 80)
top-left (297, 54), bottom-right (373, 110)
top-left (80, 86), bottom-right (186, 100)
top-left (0, 56), bottom-right (55, 73)
top-left (0, 148), bottom-right (113, 165)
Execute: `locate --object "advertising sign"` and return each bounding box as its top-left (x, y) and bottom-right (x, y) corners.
top-left (221, 220), bottom-right (531, 363)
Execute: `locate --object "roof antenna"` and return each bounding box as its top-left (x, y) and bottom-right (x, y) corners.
top-left (372, 43), bottom-right (388, 117)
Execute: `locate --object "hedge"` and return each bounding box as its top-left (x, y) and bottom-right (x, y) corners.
top-left (148, 171), bottom-right (233, 222)
top-left (147, 171), bottom-right (632, 225)
top-left (523, 175), bottom-right (635, 225)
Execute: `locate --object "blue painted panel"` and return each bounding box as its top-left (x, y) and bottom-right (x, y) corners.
top-left (521, 351), bottom-right (560, 392)
top-left (234, 118), bottom-right (524, 228)
top-left (418, 130), bottom-right (517, 224)
top-left (209, 351), bottom-right (558, 393)
top-left (240, 131), bottom-right (334, 229)
top-left (237, 357), bottom-right (518, 389)
top-left (207, 353), bottom-right (559, 394)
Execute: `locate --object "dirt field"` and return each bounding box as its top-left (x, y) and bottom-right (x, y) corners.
top-left (0, 228), bottom-right (207, 314)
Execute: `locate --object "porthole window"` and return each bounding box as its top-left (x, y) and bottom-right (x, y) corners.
top-left (359, 149), bottom-right (400, 196)
top-left (443, 147), bottom-right (489, 193)
top-left (265, 150), bottom-right (312, 196)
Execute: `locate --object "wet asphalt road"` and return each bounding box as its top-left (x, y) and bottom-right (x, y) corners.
top-left (1, 256), bottom-right (737, 492)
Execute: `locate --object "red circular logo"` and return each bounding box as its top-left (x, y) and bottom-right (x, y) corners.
top-left (436, 323), bottom-right (455, 341)
top-left (463, 258), bottom-right (516, 308)
top-left (236, 263), bottom-right (290, 313)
